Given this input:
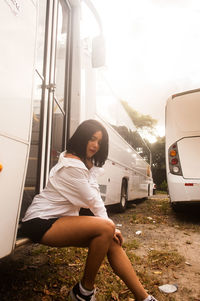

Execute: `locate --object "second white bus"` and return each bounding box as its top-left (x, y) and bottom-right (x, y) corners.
top-left (165, 89), bottom-right (200, 210)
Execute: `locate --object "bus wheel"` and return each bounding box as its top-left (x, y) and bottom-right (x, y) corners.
top-left (117, 179), bottom-right (128, 213)
top-left (171, 201), bottom-right (185, 212)
top-left (171, 201), bottom-right (180, 212)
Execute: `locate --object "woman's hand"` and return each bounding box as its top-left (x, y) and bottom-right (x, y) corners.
top-left (113, 228), bottom-right (123, 246)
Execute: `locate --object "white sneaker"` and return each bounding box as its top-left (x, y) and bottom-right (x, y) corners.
top-left (144, 295), bottom-right (158, 301)
top-left (69, 283), bottom-right (96, 301)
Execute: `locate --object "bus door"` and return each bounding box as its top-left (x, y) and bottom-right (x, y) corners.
top-left (0, 0), bottom-right (37, 259)
top-left (19, 0), bottom-right (72, 223)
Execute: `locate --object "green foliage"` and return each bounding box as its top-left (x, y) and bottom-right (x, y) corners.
top-left (150, 136), bottom-right (165, 169)
top-left (160, 180), bottom-right (168, 192)
top-left (121, 100), bottom-right (157, 130)
top-left (120, 99), bottom-right (166, 189)
top-left (149, 136), bottom-right (166, 189)
top-left (123, 239), bottom-right (140, 250)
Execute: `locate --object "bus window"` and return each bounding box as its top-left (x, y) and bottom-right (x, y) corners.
top-left (96, 73), bottom-right (151, 164)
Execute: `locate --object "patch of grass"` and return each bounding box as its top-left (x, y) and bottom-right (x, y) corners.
top-left (147, 249), bottom-right (185, 269)
top-left (136, 267), bottom-right (161, 296)
top-left (175, 219), bottom-right (200, 232)
top-left (160, 201), bottom-right (171, 215)
top-left (97, 263), bottom-right (130, 300)
top-left (155, 190), bottom-right (168, 195)
top-left (47, 247), bottom-right (87, 266)
top-left (131, 214), bottom-right (154, 224)
top-left (139, 198), bottom-right (173, 223)
top-left (31, 244), bottom-right (48, 255)
top-left (131, 213), bottom-right (137, 222)
top-left (125, 250), bottom-right (142, 265)
top-left (123, 239), bottom-right (140, 250)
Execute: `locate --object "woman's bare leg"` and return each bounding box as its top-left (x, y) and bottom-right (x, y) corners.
top-left (40, 216), bottom-right (115, 290)
top-left (107, 241), bottom-right (148, 301)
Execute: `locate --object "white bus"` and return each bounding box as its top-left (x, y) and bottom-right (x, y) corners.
top-left (95, 74), bottom-right (153, 211)
top-left (165, 89), bottom-right (200, 210)
top-left (0, 0), bottom-right (153, 260)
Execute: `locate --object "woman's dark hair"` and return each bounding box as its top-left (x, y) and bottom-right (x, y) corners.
top-left (66, 119), bottom-right (109, 167)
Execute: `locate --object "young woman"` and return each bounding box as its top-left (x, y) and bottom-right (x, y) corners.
top-left (21, 119), bottom-right (158, 301)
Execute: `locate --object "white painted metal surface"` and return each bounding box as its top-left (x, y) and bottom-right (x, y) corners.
top-left (177, 137), bottom-right (200, 179)
top-left (0, 0), bottom-right (37, 258)
top-left (0, 137), bottom-right (28, 258)
top-left (165, 89), bottom-right (200, 204)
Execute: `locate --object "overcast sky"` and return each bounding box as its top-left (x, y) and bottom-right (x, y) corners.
top-left (92, 0), bottom-right (200, 137)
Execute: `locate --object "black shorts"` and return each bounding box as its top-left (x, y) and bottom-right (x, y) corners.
top-left (20, 218), bottom-right (58, 243)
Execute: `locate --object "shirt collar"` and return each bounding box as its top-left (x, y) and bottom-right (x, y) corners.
top-left (49, 152), bottom-right (88, 178)
top-left (58, 152), bottom-right (88, 170)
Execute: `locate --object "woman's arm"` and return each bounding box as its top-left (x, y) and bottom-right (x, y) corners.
top-left (55, 166), bottom-right (108, 219)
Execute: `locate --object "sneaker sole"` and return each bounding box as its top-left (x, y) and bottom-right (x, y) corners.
top-left (68, 287), bottom-right (96, 301)
top-left (68, 290), bottom-right (85, 301)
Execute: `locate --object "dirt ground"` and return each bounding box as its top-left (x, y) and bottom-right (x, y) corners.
top-left (0, 194), bottom-right (200, 301)
top-left (109, 194), bottom-right (200, 301)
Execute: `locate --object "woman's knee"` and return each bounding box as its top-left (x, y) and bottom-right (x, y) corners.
top-left (106, 220), bottom-right (115, 240)
top-left (99, 218), bottom-right (115, 239)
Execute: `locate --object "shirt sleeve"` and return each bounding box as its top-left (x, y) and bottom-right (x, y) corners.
top-left (52, 166), bottom-right (108, 219)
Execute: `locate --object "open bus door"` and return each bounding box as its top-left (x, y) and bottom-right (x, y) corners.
top-left (0, 0), bottom-right (73, 259)
top-left (0, 1), bottom-right (37, 259)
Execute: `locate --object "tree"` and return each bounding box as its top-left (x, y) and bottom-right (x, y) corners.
top-left (148, 136), bottom-right (167, 190)
top-left (121, 100), bottom-right (166, 190)
top-left (121, 100), bottom-right (157, 134)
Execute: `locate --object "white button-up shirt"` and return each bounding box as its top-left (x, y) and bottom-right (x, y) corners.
top-left (23, 152), bottom-right (108, 221)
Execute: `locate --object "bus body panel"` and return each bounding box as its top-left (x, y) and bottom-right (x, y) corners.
top-left (0, 0), bottom-right (37, 143)
top-left (0, 0), bottom-right (37, 258)
top-left (0, 137), bottom-right (28, 258)
top-left (97, 118), bottom-right (150, 205)
top-left (177, 137), bottom-right (200, 179)
top-left (166, 91), bottom-right (200, 146)
top-left (165, 89), bottom-right (200, 204)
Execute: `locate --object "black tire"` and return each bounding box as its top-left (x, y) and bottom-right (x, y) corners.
top-left (170, 200), bottom-right (182, 212)
top-left (171, 201), bottom-right (186, 212)
top-left (171, 202), bottom-right (178, 212)
top-left (116, 179), bottom-right (128, 213)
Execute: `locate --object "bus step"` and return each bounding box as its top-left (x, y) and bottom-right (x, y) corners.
top-left (15, 237), bottom-right (31, 248)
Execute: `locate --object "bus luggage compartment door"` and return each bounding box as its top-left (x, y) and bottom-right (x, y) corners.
top-left (0, 136), bottom-right (28, 259)
top-left (177, 136), bottom-right (200, 179)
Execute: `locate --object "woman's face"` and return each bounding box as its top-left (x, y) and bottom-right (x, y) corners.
top-left (86, 131), bottom-right (103, 159)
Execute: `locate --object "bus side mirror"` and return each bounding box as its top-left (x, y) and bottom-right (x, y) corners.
top-left (92, 35), bottom-right (106, 68)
